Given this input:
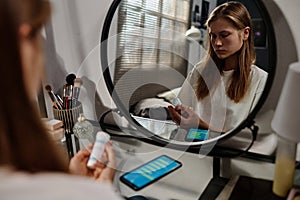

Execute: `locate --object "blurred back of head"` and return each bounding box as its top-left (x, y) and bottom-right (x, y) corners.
top-left (0, 0), bottom-right (68, 173)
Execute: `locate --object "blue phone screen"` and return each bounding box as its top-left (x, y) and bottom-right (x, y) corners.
top-left (186, 128), bottom-right (209, 141)
top-left (121, 155), bottom-right (181, 189)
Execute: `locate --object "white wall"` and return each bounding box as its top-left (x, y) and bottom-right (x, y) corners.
top-left (44, 0), bottom-right (114, 120)
top-left (274, 0), bottom-right (300, 59)
top-left (258, 0), bottom-right (299, 116)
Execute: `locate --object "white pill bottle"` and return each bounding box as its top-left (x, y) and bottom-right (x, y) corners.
top-left (87, 131), bottom-right (110, 169)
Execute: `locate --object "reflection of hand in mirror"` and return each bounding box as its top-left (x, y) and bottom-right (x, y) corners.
top-left (168, 105), bottom-right (209, 130)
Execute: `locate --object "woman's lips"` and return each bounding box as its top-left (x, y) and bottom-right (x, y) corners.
top-left (215, 50), bottom-right (226, 54)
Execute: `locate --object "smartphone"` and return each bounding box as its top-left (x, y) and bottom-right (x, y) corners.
top-left (185, 128), bottom-right (209, 142)
top-left (120, 155), bottom-right (182, 191)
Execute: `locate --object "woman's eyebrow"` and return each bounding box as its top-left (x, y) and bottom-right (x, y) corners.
top-left (209, 30), bottom-right (231, 35)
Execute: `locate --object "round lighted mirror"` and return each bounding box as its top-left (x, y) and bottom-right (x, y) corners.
top-left (100, 0), bottom-right (276, 153)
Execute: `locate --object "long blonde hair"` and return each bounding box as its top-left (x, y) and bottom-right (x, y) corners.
top-left (195, 1), bottom-right (255, 103)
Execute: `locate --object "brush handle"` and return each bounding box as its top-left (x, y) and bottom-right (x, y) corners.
top-left (48, 91), bottom-right (63, 110)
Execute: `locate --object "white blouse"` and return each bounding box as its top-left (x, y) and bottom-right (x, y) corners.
top-left (0, 168), bottom-right (124, 200)
top-left (178, 65), bottom-right (268, 132)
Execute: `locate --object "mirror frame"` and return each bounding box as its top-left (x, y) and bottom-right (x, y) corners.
top-left (100, 0), bottom-right (277, 154)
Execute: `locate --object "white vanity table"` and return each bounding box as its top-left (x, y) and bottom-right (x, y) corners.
top-left (95, 123), bottom-right (278, 200)
top-left (111, 136), bottom-right (278, 200)
top-left (88, 104), bottom-right (279, 200)
top-left (113, 138), bottom-right (213, 200)
top-left (86, 122), bottom-right (210, 199)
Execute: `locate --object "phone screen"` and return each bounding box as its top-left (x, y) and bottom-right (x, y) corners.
top-left (120, 155), bottom-right (182, 191)
top-left (185, 128), bottom-right (209, 142)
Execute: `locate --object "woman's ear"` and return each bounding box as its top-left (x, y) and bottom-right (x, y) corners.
top-left (19, 24), bottom-right (31, 38)
top-left (243, 26), bottom-right (250, 41)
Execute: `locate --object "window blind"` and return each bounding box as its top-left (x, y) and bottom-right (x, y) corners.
top-left (114, 0), bottom-right (190, 106)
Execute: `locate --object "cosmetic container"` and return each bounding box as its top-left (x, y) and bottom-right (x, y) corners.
top-left (53, 102), bottom-right (83, 158)
top-left (273, 135), bottom-right (296, 197)
top-left (73, 113), bottom-right (94, 149)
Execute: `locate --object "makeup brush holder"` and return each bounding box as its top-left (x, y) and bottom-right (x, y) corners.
top-left (53, 102), bottom-right (83, 158)
top-left (53, 103), bottom-right (83, 132)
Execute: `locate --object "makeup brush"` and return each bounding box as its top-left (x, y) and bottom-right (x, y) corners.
top-left (45, 85), bottom-right (63, 110)
top-left (55, 94), bottom-right (64, 106)
top-left (63, 84), bottom-right (73, 109)
top-left (73, 78), bottom-right (82, 107)
top-left (66, 73), bottom-right (76, 86)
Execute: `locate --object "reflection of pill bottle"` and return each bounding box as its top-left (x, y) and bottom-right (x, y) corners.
top-left (87, 131), bottom-right (110, 169)
top-left (171, 97), bottom-right (182, 107)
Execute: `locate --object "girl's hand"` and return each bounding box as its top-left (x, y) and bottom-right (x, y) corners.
top-left (93, 141), bottom-right (116, 183)
top-left (69, 145), bottom-right (94, 177)
top-left (69, 142), bottom-right (116, 183)
top-left (168, 104), bottom-right (209, 130)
